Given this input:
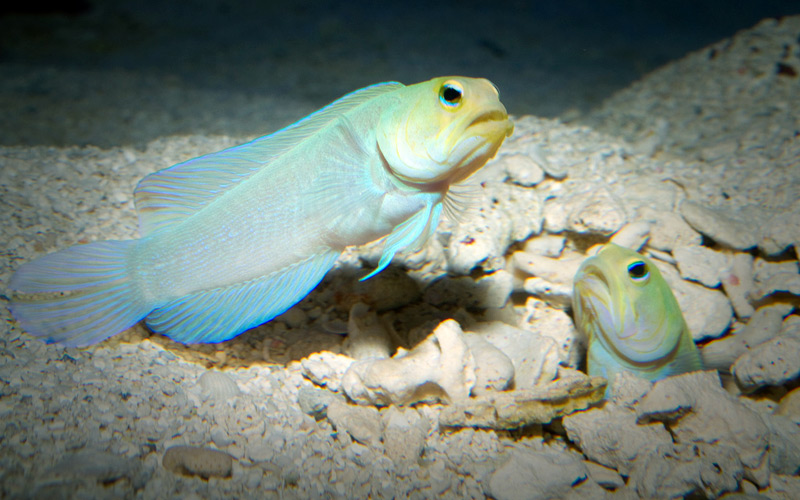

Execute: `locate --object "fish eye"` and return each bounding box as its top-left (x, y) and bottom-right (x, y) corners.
top-left (627, 261), bottom-right (649, 282)
top-left (439, 82), bottom-right (463, 109)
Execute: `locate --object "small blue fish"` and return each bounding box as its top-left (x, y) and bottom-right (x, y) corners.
top-left (10, 77), bottom-right (513, 347)
top-left (572, 244), bottom-right (704, 391)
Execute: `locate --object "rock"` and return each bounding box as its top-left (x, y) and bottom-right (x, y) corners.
top-left (680, 200), bottom-right (758, 250)
top-left (753, 257), bottom-right (800, 292)
top-left (641, 209), bottom-right (702, 252)
top-left (210, 425), bottom-right (234, 448)
top-left (488, 448), bottom-right (593, 500)
top-left (300, 351), bottom-right (355, 393)
top-left (196, 370), bottom-right (242, 403)
top-left (775, 386), bottom-right (800, 423)
top-left (673, 245), bottom-right (731, 288)
top-left (758, 210), bottom-right (800, 256)
top-left (473, 269), bottom-right (515, 308)
top-left (297, 386), bottom-right (339, 419)
top-left (702, 303), bottom-right (793, 374)
top-left (440, 373), bottom-right (606, 429)
top-left (721, 253), bottom-right (757, 319)
top-left (463, 332), bottom-right (515, 395)
top-left (765, 474), bottom-right (800, 500)
top-left (468, 321), bottom-right (559, 390)
top-left (654, 259), bottom-right (733, 341)
top-left (608, 370), bottom-right (654, 406)
top-left (567, 186), bottom-right (627, 235)
top-left (442, 181), bottom-right (543, 275)
top-left (326, 399), bottom-right (382, 447)
top-left (609, 221), bottom-right (650, 251)
top-left (636, 371), bottom-right (770, 487)
top-left (162, 446), bottom-right (234, 479)
top-left (585, 460), bottom-right (626, 490)
top-left (763, 414), bottom-right (800, 476)
top-left (343, 303), bottom-right (393, 360)
top-left (522, 277), bottom-right (574, 308)
top-left (522, 234), bottom-right (566, 257)
top-left (732, 316), bottom-right (800, 390)
top-left (341, 319), bottom-right (476, 406)
top-left (542, 196), bottom-right (570, 234)
top-left (511, 249), bottom-right (583, 287)
top-left (563, 401), bottom-right (673, 476)
top-left (518, 296), bottom-right (583, 369)
top-left (628, 442), bottom-right (743, 500)
top-left (381, 406), bottom-right (426, 469)
top-left (502, 153), bottom-right (545, 187)
top-left (752, 272), bottom-right (800, 301)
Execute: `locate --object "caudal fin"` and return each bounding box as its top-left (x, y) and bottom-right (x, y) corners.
top-left (8, 240), bottom-right (151, 347)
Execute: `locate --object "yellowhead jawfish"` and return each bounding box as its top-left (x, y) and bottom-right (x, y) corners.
top-left (572, 243), bottom-right (704, 391)
top-left (10, 77), bottom-right (513, 346)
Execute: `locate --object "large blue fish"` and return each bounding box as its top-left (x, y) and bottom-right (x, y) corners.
top-left (9, 77), bottom-right (513, 347)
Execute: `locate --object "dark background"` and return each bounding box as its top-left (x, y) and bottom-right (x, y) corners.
top-left (1, 0), bottom-right (798, 147)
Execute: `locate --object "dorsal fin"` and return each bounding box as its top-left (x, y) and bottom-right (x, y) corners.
top-left (133, 81), bottom-right (404, 236)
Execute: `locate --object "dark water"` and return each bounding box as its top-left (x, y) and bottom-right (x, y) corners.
top-left (1, 0), bottom-right (797, 147)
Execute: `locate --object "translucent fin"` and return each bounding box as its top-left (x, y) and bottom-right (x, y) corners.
top-left (361, 201), bottom-right (443, 281)
top-left (443, 181), bottom-right (482, 224)
top-left (134, 82), bottom-right (404, 236)
top-left (145, 251), bottom-right (340, 344)
top-left (8, 240), bottom-right (151, 347)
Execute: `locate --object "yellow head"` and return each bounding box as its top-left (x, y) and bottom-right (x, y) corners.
top-left (573, 243), bottom-right (689, 368)
top-left (376, 76), bottom-right (513, 186)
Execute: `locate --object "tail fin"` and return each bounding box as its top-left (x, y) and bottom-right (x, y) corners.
top-left (8, 240), bottom-right (151, 347)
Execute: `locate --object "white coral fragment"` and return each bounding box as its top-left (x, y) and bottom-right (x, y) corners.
top-left (341, 319), bottom-right (476, 406)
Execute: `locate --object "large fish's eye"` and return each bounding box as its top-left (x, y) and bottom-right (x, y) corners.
top-left (627, 261), bottom-right (649, 282)
top-left (439, 81), bottom-right (463, 109)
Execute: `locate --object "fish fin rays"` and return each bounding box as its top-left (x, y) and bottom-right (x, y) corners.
top-left (302, 116), bottom-right (382, 212)
top-left (361, 201), bottom-right (443, 281)
top-left (134, 82), bottom-right (404, 237)
top-left (443, 181), bottom-right (482, 224)
top-left (8, 240), bottom-right (150, 347)
top-left (145, 251), bottom-right (340, 344)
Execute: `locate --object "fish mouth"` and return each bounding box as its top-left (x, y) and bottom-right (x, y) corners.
top-left (575, 266), bottom-right (610, 297)
top-left (435, 109), bottom-right (511, 184)
top-left (465, 109), bottom-right (514, 139)
top-left (468, 109), bottom-right (511, 128)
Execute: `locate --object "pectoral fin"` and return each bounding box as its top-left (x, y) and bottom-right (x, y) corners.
top-left (360, 201), bottom-right (443, 281)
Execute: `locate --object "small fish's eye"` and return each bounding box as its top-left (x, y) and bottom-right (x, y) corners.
top-left (627, 261), bottom-right (649, 282)
top-left (439, 82), bottom-right (463, 108)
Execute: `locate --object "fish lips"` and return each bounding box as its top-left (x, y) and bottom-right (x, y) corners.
top-left (434, 110), bottom-right (514, 184)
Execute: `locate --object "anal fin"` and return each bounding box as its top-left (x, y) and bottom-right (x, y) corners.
top-left (145, 251), bottom-right (340, 344)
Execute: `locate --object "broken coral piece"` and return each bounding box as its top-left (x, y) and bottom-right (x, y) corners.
top-left (341, 319), bottom-right (476, 406)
